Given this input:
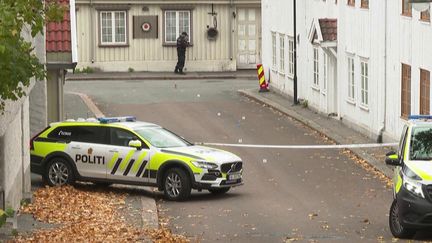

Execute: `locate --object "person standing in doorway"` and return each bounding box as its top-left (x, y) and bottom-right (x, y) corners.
top-left (174, 32), bottom-right (189, 74)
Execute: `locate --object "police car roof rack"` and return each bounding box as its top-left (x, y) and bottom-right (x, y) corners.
top-left (98, 116), bottom-right (136, 124)
top-left (408, 115), bottom-right (432, 120)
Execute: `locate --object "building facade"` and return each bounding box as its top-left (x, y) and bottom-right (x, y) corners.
top-left (262, 0), bottom-right (432, 141)
top-left (75, 0), bottom-right (261, 72)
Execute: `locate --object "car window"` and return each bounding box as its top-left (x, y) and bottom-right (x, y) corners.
top-left (48, 126), bottom-right (79, 141)
top-left (110, 128), bottom-right (148, 148)
top-left (48, 126), bottom-right (109, 144)
top-left (133, 126), bottom-right (191, 148)
top-left (409, 126), bottom-right (432, 160)
top-left (74, 126), bottom-right (109, 144)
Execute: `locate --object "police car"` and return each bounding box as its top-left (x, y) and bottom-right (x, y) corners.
top-left (30, 116), bottom-right (243, 201)
top-left (386, 115), bottom-right (432, 238)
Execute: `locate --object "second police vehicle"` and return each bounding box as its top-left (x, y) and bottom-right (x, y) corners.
top-left (30, 116), bottom-right (243, 201)
top-left (386, 115), bottom-right (432, 238)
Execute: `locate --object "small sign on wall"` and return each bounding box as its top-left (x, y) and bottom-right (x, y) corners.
top-left (133, 16), bottom-right (158, 39)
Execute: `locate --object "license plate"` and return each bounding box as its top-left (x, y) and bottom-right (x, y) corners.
top-left (228, 173), bottom-right (241, 180)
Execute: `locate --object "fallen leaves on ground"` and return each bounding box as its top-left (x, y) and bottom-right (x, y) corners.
top-left (14, 185), bottom-right (190, 243)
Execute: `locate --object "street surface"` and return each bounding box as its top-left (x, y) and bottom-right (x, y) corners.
top-left (65, 79), bottom-right (432, 242)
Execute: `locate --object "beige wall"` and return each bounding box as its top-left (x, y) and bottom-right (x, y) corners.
top-left (76, 2), bottom-right (260, 71)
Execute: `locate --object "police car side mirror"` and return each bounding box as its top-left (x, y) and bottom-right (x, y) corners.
top-left (128, 140), bottom-right (142, 150)
top-left (385, 151), bottom-right (401, 166)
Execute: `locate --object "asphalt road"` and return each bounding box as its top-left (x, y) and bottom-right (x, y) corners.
top-left (65, 79), bottom-right (431, 242)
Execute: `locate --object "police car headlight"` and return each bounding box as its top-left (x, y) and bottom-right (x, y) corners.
top-left (403, 178), bottom-right (425, 198)
top-left (401, 166), bottom-right (424, 197)
top-left (191, 161), bottom-right (218, 169)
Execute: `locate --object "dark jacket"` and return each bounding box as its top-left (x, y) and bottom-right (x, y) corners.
top-left (176, 35), bottom-right (188, 51)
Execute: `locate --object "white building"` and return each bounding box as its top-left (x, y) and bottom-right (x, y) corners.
top-left (262, 0), bottom-right (432, 141)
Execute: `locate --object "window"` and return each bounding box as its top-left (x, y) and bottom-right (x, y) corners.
top-left (347, 0), bottom-right (355, 7)
top-left (420, 69), bottom-right (430, 115)
top-left (288, 38), bottom-right (294, 77)
top-left (401, 64), bottom-right (411, 118)
top-left (110, 128), bottom-right (138, 147)
top-left (279, 35), bottom-right (285, 74)
top-left (361, 60), bottom-right (369, 106)
top-left (164, 10), bottom-right (191, 44)
top-left (421, 8), bottom-right (430, 22)
top-left (100, 11), bottom-right (127, 45)
top-left (348, 56), bottom-right (355, 100)
top-left (272, 32), bottom-right (277, 68)
top-left (313, 47), bottom-right (319, 87)
top-left (361, 0), bottom-right (369, 8)
top-left (323, 53), bottom-right (327, 91)
top-left (402, 0), bottom-right (412, 17)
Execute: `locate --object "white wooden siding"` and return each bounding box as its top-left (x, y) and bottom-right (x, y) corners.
top-left (76, 2), bottom-right (260, 71)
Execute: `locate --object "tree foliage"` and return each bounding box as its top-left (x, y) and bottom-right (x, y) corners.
top-left (0, 0), bottom-right (64, 112)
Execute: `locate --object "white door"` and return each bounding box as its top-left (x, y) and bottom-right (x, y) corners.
top-left (237, 8), bottom-right (261, 69)
top-left (106, 127), bottom-right (151, 183)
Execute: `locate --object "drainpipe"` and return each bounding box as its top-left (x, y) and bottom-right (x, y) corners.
top-left (378, 0), bottom-right (388, 143)
top-left (293, 0), bottom-right (298, 104)
top-left (90, 0), bottom-right (95, 63)
top-left (229, 0), bottom-right (234, 61)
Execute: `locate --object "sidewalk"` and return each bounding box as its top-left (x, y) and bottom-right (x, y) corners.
top-left (238, 88), bottom-right (397, 178)
top-left (66, 70), bottom-right (257, 81)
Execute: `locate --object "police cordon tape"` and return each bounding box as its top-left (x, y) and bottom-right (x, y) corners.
top-left (196, 142), bottom-right (398, 149)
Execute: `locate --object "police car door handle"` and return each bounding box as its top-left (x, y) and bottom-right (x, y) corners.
top-left (71, 145), bottom-right (81, 149)
top-left (109, 149), bottom-right (118, 153)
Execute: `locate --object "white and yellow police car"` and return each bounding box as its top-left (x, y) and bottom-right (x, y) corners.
top-left (386, 115), bottom-right (432, 238)
top-left (30, 116), bottom-right (243, 201)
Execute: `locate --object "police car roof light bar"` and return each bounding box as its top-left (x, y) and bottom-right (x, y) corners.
top-left (98, 116), bottom-right (136, 124)
top-left (408, 115), bottom-right (432, 120)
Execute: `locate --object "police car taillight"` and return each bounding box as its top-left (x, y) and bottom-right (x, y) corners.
top-left (30, 126), bottom-right (50, 150)
top-left (98, 116), bottom-right (136, 124)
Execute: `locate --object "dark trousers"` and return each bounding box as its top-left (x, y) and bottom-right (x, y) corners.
top-left (175, 49), bottom-right (186, 72)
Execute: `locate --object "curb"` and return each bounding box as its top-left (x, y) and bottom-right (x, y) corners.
top-left (66, 74), bottom-right (256, 81)
top-left (238, 89), bottom-right (394, 178)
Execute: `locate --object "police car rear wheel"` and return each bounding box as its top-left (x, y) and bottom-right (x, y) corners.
top-left (389, 199), bottom-right (416, 239)
top-left (208, 187), bottom-right (230, 194)
top-left (164, 168), bottom-right (191, 201)
top-left (46, 158), bottom-right (74, 186)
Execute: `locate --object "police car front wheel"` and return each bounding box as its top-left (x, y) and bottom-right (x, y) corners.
top-left (45, 158), bottom-right (75, 186)
top-left (164, 168), bottom-right (191, 201)
top-left (389, 199), bottom-right (416, 239)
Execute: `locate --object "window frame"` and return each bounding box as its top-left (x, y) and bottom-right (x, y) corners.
top-left (401, 63), bottom-right (412, 119)
top-left (323, 52), bottom-right (328, 93)
top-left (360, 0), bottom-right (368, 9)
top-left (420, 69), bottom-right (430, 115)
top-left (272, 32), bottom-right (277, 70)
top-left (313, 46), bottom-right (320, 88)
top-left (162, 9), bottom-right (193, 46)
top-left (288, 37), bottom-right (294, 77)
top-left (279, 34), bottom-right (285, 74)
top-left (360, 60), bottom-right (369, 107)
top-left (99, 10), bottom-right (128, 47)
top-left (402, 0), bottom-right (412, 17)
top-left (421, 8), bottom-right (431, 22)
top-left (347, 56), bottom-right (355, 101)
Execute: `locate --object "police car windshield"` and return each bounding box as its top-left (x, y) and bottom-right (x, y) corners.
top-left (410, 126), bottom-right (432, 161)
top-left (134, 126), bottom-right (191, 148)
